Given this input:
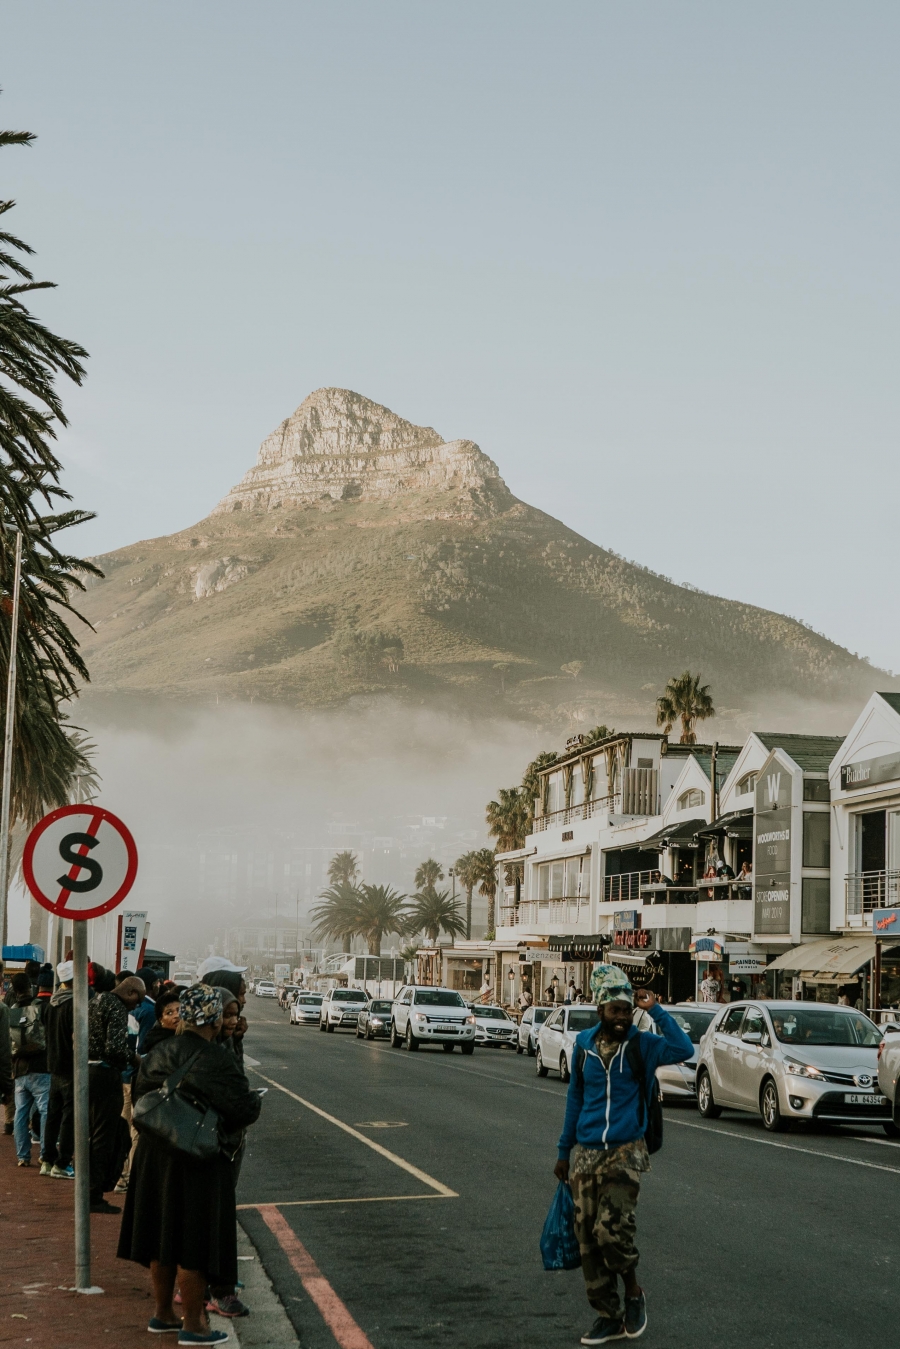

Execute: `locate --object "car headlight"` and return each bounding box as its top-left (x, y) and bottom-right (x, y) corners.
top-left (414, 1012), bottom-right (428, 1023)
top-left (784, 1060), bottom-right (823, 1079)
top-left (465, 1015), bottom-right (476, 1024)
top-left (370, 1018), bottom-right (383, 1026)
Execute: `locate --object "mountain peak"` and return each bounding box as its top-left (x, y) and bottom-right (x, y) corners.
top-left (214, 387), bottom-right (511, 515)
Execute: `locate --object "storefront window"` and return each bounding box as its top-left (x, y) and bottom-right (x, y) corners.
top-left (802, 812), bottom-right (831, 868)
top-left (801, 878), bottom-right (831, 934)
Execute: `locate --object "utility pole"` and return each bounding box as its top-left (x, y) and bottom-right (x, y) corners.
top-left (709, 741), bottom-right (718, 826)
top-left (0, 526), bottom-right (22, 946)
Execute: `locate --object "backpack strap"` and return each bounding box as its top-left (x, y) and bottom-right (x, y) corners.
top-left (159, 1045), bottom-right (207, 1098)
top-left (573, 1042), bottom-right (586, 1087)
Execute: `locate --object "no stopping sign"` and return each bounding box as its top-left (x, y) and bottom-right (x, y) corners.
top-left (23, 804), bottom-right (138, 920)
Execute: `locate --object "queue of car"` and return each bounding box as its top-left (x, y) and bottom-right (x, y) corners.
top-left (273, 977), bottom-right (900, 1135)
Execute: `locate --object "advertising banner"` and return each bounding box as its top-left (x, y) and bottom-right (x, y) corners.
top-left (117, 910), bottom-right (148, 973)
top-left (754, 759), bottom-right (792, 935)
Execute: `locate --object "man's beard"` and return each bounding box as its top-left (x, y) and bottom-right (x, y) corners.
top-left (602, 1018), bottom-right (630, 1042)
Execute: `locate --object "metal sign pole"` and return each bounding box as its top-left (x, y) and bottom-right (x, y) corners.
top-left (73, 918), bottom-right (100, 1293)
top-left (0, 527), bottom-right (22, 945)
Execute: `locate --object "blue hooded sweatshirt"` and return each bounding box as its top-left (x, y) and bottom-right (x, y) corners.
top-left (557, 1003), bottom-right (693, 1158)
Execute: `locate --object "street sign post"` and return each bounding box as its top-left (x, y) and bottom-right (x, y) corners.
top-left (22, 804), bottom-right (138, 1294)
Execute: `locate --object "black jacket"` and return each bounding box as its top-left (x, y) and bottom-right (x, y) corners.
top-left (142, 1022), bottom-right (175, 1054)
top-left (45, 988), bottom-right (75, 1078)
top-left (134, 1033), bottom-right (261, 1152)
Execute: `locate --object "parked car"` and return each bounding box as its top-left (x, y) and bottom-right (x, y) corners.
top-left (656, 1004), bottom-right (719, 1100)
top-left (536, 1005), bottom-right (600, 1080)
top-left (390, 985), bottom-right (476, 1052)
top-left (356, 998), bottom-right (395, 1040)
top-left (470, 1003), bottom-right (518, 1049)
top-left (255, 980), bottom-right (277, 999)
top-left (517, 1005), bottom-right (553, 1055)
top-left (320, 987), bottom-right (369, 1031)
top-left (290, 993), bottom-right (324, 1026)
top-left (696, 1000), bottom-right (890, 1132)
top-left (875, 1024), bottom-right (900, 1135)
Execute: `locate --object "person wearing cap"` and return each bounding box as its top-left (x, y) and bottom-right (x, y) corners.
top-left (553, 964), bottom-right (693, 1345)
top-left (118, 983), bottom-right (263, 1345)
top-left (196, 956), bottom-right (247, 983)
top-left (42, 961), bottom-right (76, 1178)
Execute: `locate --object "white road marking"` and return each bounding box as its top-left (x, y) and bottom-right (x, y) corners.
top-left (238, 1193), bottom-right (452, 1210)
top-left (668, 1116), bottom-right (900, 1175)
top-left (249, 1068), bottom-right (458, 1197)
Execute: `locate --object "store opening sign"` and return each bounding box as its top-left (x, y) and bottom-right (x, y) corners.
top-left (873, 909), bottom-right (900, 939)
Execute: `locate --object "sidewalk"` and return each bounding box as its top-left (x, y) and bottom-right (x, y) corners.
top-left (0, 1131), bottom-right (297, 1348)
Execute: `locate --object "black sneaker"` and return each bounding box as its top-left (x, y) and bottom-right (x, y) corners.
top-left (581, 1317), bottom-right (626, 1345)
top-left (624, 1291), bottom-right (647, 1339)
top-left (89, 1199), bottom-right (121, 1214)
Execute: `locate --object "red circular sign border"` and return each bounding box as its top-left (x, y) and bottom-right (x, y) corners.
top-left (22, 804), bottom-right (138, 921)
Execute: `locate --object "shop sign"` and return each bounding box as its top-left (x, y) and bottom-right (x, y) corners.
top-left (729, 956), bottom-right (769, 975)
top-left (873, 909), bottom-right (900, 939)
top-left (630, 953), bottom-right (665, 989)
top-left (841, 750), bottom-right (900, 792)
top-left (690, 935), bottom-right (724, 956)
top-left (614, 909), bottom-right (639, 931)
top-left (516, 948), bottom-right (551, 962)
top-left (614, 928), bottom-right (652, 949)
top-left (754, 757), bottom-right (792, 936)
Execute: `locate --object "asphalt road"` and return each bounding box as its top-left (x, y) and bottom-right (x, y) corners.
top-left (237, 1002), bottom-right (898, 1349)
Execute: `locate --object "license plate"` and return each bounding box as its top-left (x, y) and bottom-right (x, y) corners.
top-left (844, 1093), bottom-right (887, 1105)
top-left (436, 1024), bottom-right (454, 1032)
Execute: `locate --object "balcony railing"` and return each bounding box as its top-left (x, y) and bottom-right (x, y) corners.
top-left (500, 897), bottom-right (588, 927)
top-left (604, 870), bottom-right (654, 904)
top-left (533, 794), bottom-right (618, 833)
top-left (846, 870), bottom-right (900, 915)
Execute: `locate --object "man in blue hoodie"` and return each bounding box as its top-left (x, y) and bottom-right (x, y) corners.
top-left (554, 964), bottom-right (693, 1345)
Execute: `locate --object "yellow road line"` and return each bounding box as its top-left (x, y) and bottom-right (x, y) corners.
top-left (237, 1193), bottom-right (452, 1210)
top-left (249, 1068), bottom-right (458, 1198)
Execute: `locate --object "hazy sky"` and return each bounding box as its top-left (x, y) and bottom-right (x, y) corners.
top-left (4, 3), bottom-right (898, 669)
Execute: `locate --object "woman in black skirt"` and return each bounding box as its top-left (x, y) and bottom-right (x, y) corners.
top-left (118, 984), bottom-right (262, 1346)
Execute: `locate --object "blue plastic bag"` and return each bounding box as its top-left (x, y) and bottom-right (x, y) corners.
top-left (539, 1181), bottom-right (582, 1271)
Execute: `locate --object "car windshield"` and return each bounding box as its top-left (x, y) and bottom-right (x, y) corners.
top-left (667, 1009), bottom-right (716, 1044)
top-left (369, 1001), bottom-right (393, 1013)
top-left (296, 996), bottom-right (321, 1005)
top-left (332, 990), bottom-right (366, 1002)
top-left (476, 1007), bottom-right (510, 1021)
top-left (567, 1009), bottom-right (598, 1031)
top-left (414, 990), bottom-right (466, 1007)
top-left (770, 1009), bottom-right (881, 1047)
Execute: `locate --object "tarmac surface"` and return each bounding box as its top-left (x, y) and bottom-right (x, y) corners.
top-left (239, 999), bottom-right (898, 1349)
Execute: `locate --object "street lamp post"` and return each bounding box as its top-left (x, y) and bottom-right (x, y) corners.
top-left (0, 526), bottom-right (23, 946)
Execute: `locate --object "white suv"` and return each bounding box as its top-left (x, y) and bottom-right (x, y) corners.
top-left (319, 987), bottom-right (369, 1032)
top-left (390, 986), bottom-right (476, 1053)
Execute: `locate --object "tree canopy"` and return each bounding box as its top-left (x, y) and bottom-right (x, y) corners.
top-left (656, 671), bottom-right (715, 745)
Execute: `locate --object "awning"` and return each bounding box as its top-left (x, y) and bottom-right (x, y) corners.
top-left (694, 809), bottom-right (753, 840)
top-left (766, 936), bottom-right (876, 979)
top-left (639, 818), bottom-right (707, 849)
top-left (547, 934), bottom-right (610, 960)
top-left (609, 950), bottom-right (650, 968)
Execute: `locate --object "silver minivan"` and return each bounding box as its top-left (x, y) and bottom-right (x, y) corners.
top-left (696, 1000), bottom-right (890, 1133)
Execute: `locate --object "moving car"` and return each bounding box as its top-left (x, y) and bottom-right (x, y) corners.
top-left (390, 985), bottom-right (476, 1052)
top-left (656, 1004), bottom-right (718, 1100)
top-left (470, 1003), bottom-right (518, 1049)
top-left (289, 993), bottom-right (324, 1026)
top-left (536, 1005), bottom-right (600, 1080)
top-left (696, 1000), bottom-right (890, 1132)
top-left (255, 980), bottom-right (277, 999)
top-left (320, 987), bottom-right (369, 1031)
top-left (875, 1024), bottom-right (900, 1135)
top-left (356, 998), bottom-right (394, 1040)
top-left (517, 1005), bottom-right (553, 1055)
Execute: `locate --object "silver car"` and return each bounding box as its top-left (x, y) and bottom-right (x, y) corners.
top-left (470, 1003), bottom-right (518, 1049)
top-left (696, 1000), bottom-right (889, 1133)
top-left (516, 1005), bottom-right (553, 1055)
top-left (536, 1005), bottom-right (600, 1081)
top-left (656, 1005), bottom-right (718, 1100)
top-left (289, 993), bottom-right (323, 1026)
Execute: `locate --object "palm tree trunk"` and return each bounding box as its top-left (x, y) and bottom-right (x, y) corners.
top-left (487, 893), bottom-right (495, 934)
top-left (342, 933), bottom-right (352, 954)
top-left (368, 935), bottom-right (381, 956)
top-left (465, 884), bottom-right (473, 940)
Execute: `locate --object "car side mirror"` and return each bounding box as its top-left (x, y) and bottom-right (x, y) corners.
top-left (742, 1031), bottom-right (762, 1044)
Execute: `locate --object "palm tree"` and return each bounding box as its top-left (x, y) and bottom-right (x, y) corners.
top-left (310, 880), bottom-right (361, 954)
top-left (355, 884), bottom-right (409, 955)
top-left (406, 888), bottom-right (466, 945)
top-left (485, 786), bottom-right (529, 853)
top-left (472, 847), bottom-right (498, 938)
top-left (453, 850), bottom-right (480, 940)
top-left (414, 858), bottom-right (443, 895)
top-left (521, 750), bottom-right (558, 828)
top-left (656, 671), bottom-right (715, 745)
top-left (327, 851), bottom-right (359, 886)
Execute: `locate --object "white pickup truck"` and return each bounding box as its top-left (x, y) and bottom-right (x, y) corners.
top-left (390, 986), bottom-right (476, 1053)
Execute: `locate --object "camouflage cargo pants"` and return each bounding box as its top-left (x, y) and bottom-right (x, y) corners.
top-left (570, 1154), bottom-right (642, 1319)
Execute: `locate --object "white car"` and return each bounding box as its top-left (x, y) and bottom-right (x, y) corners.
top-left (536, 1005), bottom-right (599, 1080)
top-left (874, 1025), bottom-right (900, 1136)
top-left (255, 980), bottom-right (277, 999)
top-left (517, 1006), bottom-right (553, 1055)
top-left (320, 987), bottom-right (369, 1031)
top-left (655, 1004), bottom-right (718, 1100)
top-left (470, 1003), bottom-right (518, 1049)
top-left (290, 993), bottom-right (324, 1026)
top-left (390, 986), bottom-right (476, 1052)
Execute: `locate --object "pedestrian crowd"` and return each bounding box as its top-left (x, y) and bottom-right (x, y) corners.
top-left (0, 952), bottom-right (263, 1347)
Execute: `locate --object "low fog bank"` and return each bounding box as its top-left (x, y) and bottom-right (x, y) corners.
top-left (11, 699), bottom-right (540, 963)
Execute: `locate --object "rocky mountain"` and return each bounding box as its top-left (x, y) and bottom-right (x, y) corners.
top-left (75, 388), bottom-right (893, 732)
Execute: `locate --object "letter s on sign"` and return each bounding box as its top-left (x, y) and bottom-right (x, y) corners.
top-left (56, 832), bottom-right (103, 894)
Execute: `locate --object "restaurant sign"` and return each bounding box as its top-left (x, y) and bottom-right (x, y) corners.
top-left (873, 909), bottom-right (900, 940)
top-left (613, 928), bottom-right (652, 949)
top-left (841, 750), bottom-right (900, 792)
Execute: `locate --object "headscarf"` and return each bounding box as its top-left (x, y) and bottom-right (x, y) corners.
top-left (211, 985), bottom-right (240, 1016)
top-left (179, 983), bottom-right (223, 1027)
top-left (589, 962), bottom-right (634, 1006)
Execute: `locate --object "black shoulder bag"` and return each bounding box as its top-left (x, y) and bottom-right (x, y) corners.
top-left (573, 1037), bottom-right (664, 1155)
top-left (133, 1045), bottom-right (222, 1161)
